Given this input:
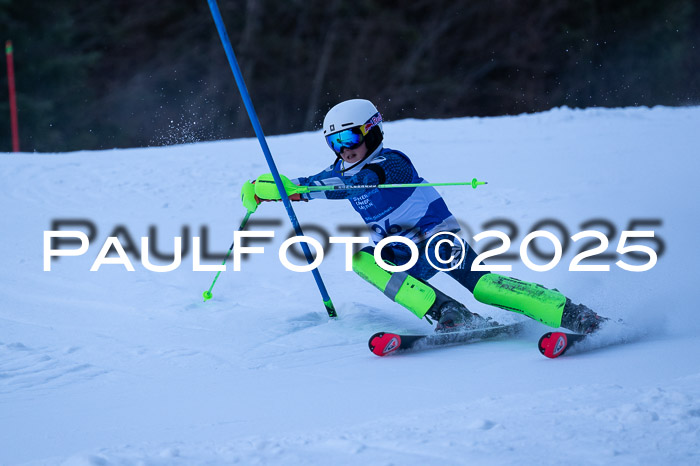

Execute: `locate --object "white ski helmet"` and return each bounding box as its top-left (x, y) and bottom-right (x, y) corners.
top-left (323, 99), bottom-right (384, 155)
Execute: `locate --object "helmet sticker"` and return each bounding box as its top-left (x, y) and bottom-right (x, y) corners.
top-left (361, 112), bottom-right (382, 136)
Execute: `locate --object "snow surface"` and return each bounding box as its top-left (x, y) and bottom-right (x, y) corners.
top-left (1, 106), bottom-right (700, 465)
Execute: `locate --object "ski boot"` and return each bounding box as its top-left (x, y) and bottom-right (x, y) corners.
top-left (560, 298), bottom-right (608, 334)
top-left (350, 250), bottom-right (498, 333)
top-left (429, 300), bottom-right (495, 334)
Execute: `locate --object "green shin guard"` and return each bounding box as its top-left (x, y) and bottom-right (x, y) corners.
top-left (473, 274), bottom-right (566, 327)
top-left (352, 250), bottom-right (436, 319)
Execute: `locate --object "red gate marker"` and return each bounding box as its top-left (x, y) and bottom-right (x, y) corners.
top-left (6, 40), bottom-right (19, 152)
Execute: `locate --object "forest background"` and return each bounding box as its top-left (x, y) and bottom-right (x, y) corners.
top-left (1, 0), bottom-right (698, 152)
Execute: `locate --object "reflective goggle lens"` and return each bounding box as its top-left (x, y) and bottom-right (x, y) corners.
top-left (325, 128), bottom-right (364, 153)
top-left (325, 112), bottom-right (382, 154)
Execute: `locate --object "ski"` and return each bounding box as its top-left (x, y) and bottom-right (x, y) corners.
top-left (369, 322), bottom-right (525, 357)
top-left (537, 331), bottom-right (588, 358)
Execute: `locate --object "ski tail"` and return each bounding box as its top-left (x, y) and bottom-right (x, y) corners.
top-left (538, 318), bottom-right (639, 359)
top-left (369, 332), bottom-right (403, 356)
top-left (538, 331), bottom-right (586, 358)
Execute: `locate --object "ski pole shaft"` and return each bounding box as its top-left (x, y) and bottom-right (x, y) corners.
top-left (202, 210), bottom-right (252, 302)
top-left (302, 178), bottom-right (487, 193)
top-left (256, 176), bottom-right (487, 197)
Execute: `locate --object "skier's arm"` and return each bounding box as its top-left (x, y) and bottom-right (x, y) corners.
top-left (294, 169), bottom-right (379, 200)
top-left (291, 165), bottom-right (341, 199)
top-left (293, 155), bottom-right (414, 200)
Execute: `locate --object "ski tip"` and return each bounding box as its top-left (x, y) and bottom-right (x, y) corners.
top-left (368, 332), bottom-right (402, 357)
top-left (538, 332), bottom-right (570, 359)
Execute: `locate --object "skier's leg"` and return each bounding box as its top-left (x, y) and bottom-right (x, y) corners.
top-left (473, 274), bottom-right (606, 333)
top-left (351, 244), bottom-right (489, 331)
top-left (440, 236), bottom-right (605, 333)
top-left (472, 273), bottom-right (566, 327)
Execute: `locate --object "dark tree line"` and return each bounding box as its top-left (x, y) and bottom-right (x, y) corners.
top-left (1, 0), bottom-right (698, 152)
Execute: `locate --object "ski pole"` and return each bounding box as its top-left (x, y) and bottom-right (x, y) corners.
top-left (202, 210), bottom-right (253, 302)
top-left (256, 175), bottom-right (487, 196)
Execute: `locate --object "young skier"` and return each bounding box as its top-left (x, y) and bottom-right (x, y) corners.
top-left (241, 99), bottom-right (606, 335)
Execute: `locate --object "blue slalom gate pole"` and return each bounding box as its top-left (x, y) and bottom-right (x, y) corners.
top-left (207, 0), bottom-right (337, 318)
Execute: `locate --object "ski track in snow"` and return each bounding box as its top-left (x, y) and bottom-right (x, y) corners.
top-left (0, 340), bottom-right (107, 395)
top-left (1, 106), bottom-right (700, 464)
top-left (51, 380), bottom-right (700, 465)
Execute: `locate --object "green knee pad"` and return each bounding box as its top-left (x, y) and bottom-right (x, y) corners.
top-left (352, 250), bottom-right (435, 319)
top-left (473, 274), bottom-right (566, 327)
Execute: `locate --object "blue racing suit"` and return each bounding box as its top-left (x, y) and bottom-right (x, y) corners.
top-left (293, 145), bottom-right (488, 291)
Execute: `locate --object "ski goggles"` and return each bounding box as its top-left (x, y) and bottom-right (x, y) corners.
top-left (325, 112), bottom-right (382, 154)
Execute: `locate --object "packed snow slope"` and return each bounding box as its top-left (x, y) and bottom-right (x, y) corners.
top-left (1, 106), bottom-right (700, 465)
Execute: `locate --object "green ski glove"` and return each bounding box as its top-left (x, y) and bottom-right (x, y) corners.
top-left (254, 173), bottom-right (308, 201)
top-left (240, 180), bottom-right (260, 213)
